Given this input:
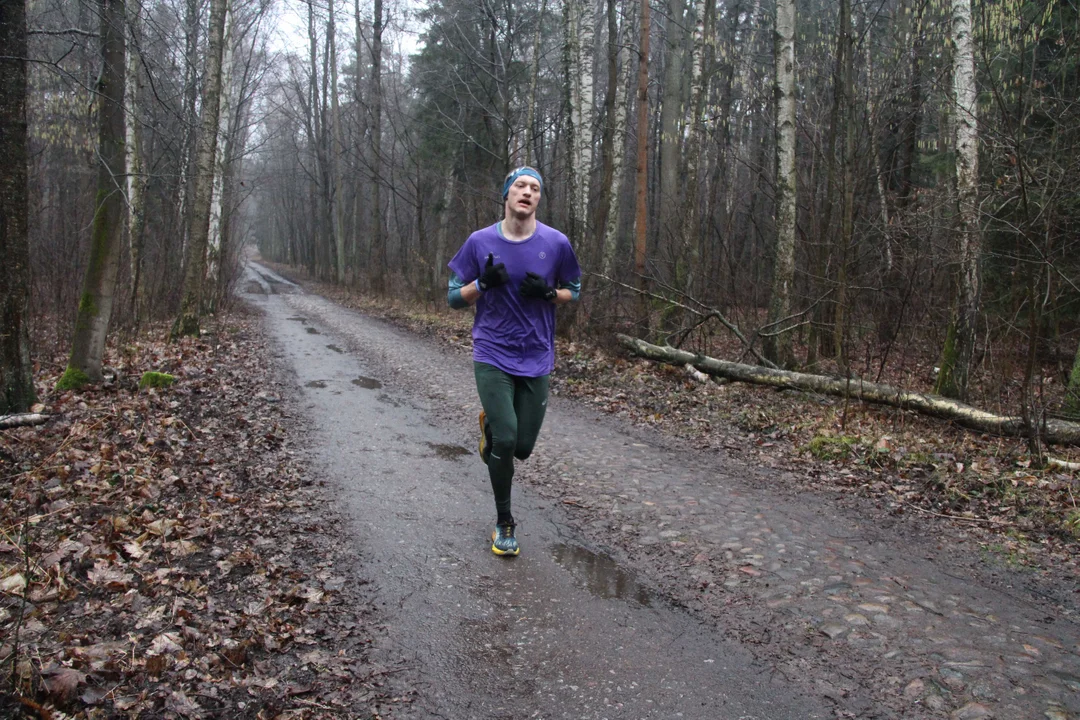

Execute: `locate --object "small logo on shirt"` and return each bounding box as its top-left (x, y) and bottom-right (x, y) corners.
top-left (538, 252), bottom-right (547, 259)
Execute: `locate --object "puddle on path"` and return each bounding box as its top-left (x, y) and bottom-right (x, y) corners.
top-left (551, 544), bottom-right (654, 607)
top-left (426, 442), bottom-right (470, 461)
top-left (287, 316), bottom-right (307, 322)
top-left (305, 380), bottom-right (327, 389)
top-left (352, 376), bottom-right (382, 389)
top-left (306, 327), bottom-right (320, 334)
top-left (326, 344), bottom-right (344, 353)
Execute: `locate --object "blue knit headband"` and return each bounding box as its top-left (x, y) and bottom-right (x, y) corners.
top-left (502, 167), bottom-right (543, 199)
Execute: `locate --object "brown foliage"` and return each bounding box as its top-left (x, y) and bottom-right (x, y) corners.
top-left (0, 311), bottom-right (405, 718)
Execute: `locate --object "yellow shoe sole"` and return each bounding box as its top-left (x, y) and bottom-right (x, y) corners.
top-left (491, 530), bottom-right (520, 556)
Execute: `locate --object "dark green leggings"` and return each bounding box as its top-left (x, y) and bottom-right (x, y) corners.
top-left (474, 361), bottom-right (549, 522)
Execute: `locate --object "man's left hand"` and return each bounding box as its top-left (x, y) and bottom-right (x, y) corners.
top-left (519, 272), bottom-right (557, 301)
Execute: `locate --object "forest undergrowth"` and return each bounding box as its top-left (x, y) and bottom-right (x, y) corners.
top-left (0, 309), bottom-right (405, 719)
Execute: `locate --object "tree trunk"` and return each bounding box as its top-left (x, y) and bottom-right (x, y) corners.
top-left (618, 335), bottom-right (1080, 446)
top-left (833, 0), bottom-right (855, 365)
top-left (592, 0), bottom-right (619, 269)
top-left (1067, 342), bottom-right (1080, 417)
top-left (633, 0), bottom-right (651, 327)
top-left (206, 4), bottom-right (233, 309)
top-left (763, 0), bottom-right (796, 368)
top-left (433, 168), bottom-right (454, 293)
top-left (601, 5), bottom-right (634, 279)
top-left (328, 0), bottom-right (347, 283)
top-left (369, 0), bottom-right (385, 292)
top-left (177, 0), bottom-right (200, 254)
top-left (352, 0), bottom-right (366, 284)
top-left (568, 0), bottom-right (594, 249)
top-left (897, 0), bottom-right (924, 208)
top-left (679, 0), bottom-right (712, 295)
top-left (0, 0), bottom-right (36, 411)
top-left (125, 0), bottom-right (147, 328)
top-left (60, 0), bottom-right (127, 387)
top-left (171, 0), bottom-right (229, 339)
top-left (657, 0), bottom-right (687, 268)
top-left (524, 0), bottom-right (547, 166)
top-left (935, 0), bottom-right (980, 400)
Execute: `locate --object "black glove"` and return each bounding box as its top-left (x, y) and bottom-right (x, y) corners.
top-left (477, 253), bottom-right (509, 291)
top-left (519, 271), bottom-right (557, 301)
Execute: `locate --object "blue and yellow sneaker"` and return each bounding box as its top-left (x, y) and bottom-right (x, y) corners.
top-left (478, 411), bottom-right (492, 464)
top-left (491, 523), bottom-right (519, 556)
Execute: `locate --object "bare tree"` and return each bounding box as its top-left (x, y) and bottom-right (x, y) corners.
top-left (763, 0), bottom-right (796, 368)
top-left (172, 0), bottom-right (230, 338)
top-left (934, 0), bottom-right (980, 400)
top-left (0, 0), bottom-right (36, 411)
top-left (633, 0), bottom-right (651, 327)
top-left (125, 0), bottom-right (147, 327)
top-left (58, 0), bottom-right (127, 388)
top-left (369, 0), bottom-right (385, 291)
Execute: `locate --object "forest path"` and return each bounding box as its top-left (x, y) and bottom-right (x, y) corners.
top-left (241, 262), bottom-right (1079, 720)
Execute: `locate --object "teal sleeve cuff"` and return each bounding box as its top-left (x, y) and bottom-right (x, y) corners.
top-left (559, 277), bottom-right (581, 302)
top-left (448, 273), bottom-right (470, 309)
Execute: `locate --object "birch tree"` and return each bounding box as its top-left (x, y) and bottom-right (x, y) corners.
top-left (328, 0), bottom-right (347, 283)
top-left (0, 0), bottom-right (35, 411)
top-left (369, 0), bottom-right (386, 291)
top-left (58, 0), bottom-right (127, 388)
top-left (679, 0), bottom-right (713, 293)
top-left (125, 0), bottom-right (147, 327)
top-left (206, 4), bottom-right (234, 303)
top-left (633, 0), bottom-right (651, 326)
top-left (172, 0), bottom-right (230, 338)
top-left (565, 0), bottom-right (594, 248)
top-left (763, 0), bottom-right (796, 368)
top-left (934, 0), bottom-right (980, 400)
top-left (596, 0), bottom-right (633, 276)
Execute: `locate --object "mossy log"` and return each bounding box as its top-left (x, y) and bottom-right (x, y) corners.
top-left (616, 334), bottom-right (1080, 447)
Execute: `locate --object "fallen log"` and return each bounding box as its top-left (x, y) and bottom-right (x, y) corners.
top-left (616, 334), bottom-right (1080, 447)
top-left (0, 413), bottom-right (51, 429)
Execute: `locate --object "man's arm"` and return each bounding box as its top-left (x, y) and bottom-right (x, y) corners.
top-left (553, 278), bottom-right (581, 305)
top-left (448, 272), bottom-right (483, 308)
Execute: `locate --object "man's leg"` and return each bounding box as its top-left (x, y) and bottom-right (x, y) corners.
top-left (474, 362), bottom-right (517, 524)
top-left (512, 374), bottom-right (549, 461)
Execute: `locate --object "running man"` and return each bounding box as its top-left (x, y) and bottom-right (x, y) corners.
top-left (447, 167), bottom-right (582, 556)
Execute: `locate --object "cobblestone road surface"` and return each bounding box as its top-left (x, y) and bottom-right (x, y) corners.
top-left (257, 267), bottom-right (1079, 719)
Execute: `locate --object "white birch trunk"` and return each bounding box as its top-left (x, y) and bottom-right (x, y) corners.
top-left (679, 0), bottom-right (708, 282)
top-left (125, 0), bottom-right (146, 323)
top-left (764, 0), bottom-right (797, 368)
top-left (206, 5), bottom-right (233, 302)
top-left (172, 0), bottom-right (229, 337)
top-left (601, 19), bottom-right (633, 277)
top-left (940, 0), bottom-right (981, 399)
top-left (570, 0), bottom-right (594, 244)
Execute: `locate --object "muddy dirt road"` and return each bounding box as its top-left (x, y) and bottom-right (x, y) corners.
top-left (241, 262), bottom-right (1079, 720)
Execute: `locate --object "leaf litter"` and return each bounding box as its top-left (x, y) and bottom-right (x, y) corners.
top-left (1, 308), bottom-right (408, 718)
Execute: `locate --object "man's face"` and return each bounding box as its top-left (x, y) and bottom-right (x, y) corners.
top-left (505, 175), bottom-right (541, 219)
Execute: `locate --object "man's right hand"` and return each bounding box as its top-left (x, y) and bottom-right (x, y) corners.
top-left (477, 253), bottom-right (509, 292)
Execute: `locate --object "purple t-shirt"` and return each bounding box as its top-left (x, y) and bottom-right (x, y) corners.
top-left (448, 221), bottom-right (581, 377)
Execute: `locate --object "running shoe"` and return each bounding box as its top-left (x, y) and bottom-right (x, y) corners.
top-left (491, 523), bottom-right (520, 556)
top-left (478, 411), bottom-right (492, 464)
